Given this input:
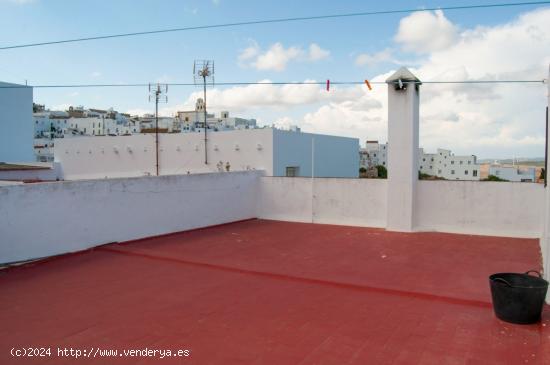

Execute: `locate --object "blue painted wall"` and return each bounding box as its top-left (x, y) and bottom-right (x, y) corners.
top-left (272, 129), bottom-right (359, 178)
top-left (0, 82), bottom-right (34, 162)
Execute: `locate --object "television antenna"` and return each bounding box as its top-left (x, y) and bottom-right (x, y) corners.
top-left (193, 60), bottom-right (215, 165)
top-left (148, 83), bottom-right (168, 176)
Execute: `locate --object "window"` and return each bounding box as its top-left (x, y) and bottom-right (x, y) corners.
top-left (429, 166), bottom-right (432, 169)
top-left (431, 158), bottom-right (434, 162)
top-left (465, 170), bottom-right (468, 175)
top-left (473, 170), bottom-right (478, 177)
top-left (460, 161), bottom-right (463, 165)
top-left (451, 161), bottom-right (454, 164)
top-left (420, 166), bottom-right (423, 169)
top-left (422, 158), bottom-right (426, 162)
top-left (451, 170), bottom-right (455, 175)
top-left (438, 169), bottom-right (442, 174)
top-left (286, 166), bottom-right (299, 177)
top-left (495, 171), bottom-right (500, 176)
top-left (468, 161), bottom-right (471, 164)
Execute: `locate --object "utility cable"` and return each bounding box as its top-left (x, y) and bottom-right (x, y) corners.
top-left (1, 1), bottom-right (549, 50)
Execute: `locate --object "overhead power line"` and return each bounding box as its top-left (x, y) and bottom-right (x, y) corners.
top-left (1, 1), bottom-right (549, 50)
top-left (0, 80), bottom-right (545, 89)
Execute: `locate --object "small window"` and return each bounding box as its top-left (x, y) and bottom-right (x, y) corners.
top-left (465, 170), bottom-right (468, 175)
top-left (286, 166), bottom-right (299, 177)
top-left (422, 158), bottom-right (426, 162)
top-left (468, 161), bottom-right (471, 164)
top-left (438, 169), bottom-right (442, 174)
top-left (451, 170), bottom-right (455, 175)
top-left (473, 170), bottom-right (478, 177)
top-left (460, 161), bottom-right (463, 165)
top-left (451, 161), bottom-right (454, 164)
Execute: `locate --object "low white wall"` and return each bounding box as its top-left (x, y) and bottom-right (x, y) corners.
top-left (416, 181), bottom-right (544, 238)
top-left (258, 177), bottom-right (544, 238)
top-left (258, 177), bottom-right (387, 227)
top-left (54, 131), bottom-right (274, 180)
top-left (0, 171), bottom-right (261, 264)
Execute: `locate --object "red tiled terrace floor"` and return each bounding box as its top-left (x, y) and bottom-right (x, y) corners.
top-left (1, 219), bottom-right (549, 364)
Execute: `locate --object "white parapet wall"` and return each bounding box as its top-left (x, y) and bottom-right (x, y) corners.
top-left (258, 177), bottom-right (544, 239)
top-left (416, 180), bottom-right (544, 238)
top-left (258, 177), bottom-right (387, 228)
top-left (0, 171), bottom-right (262, 264)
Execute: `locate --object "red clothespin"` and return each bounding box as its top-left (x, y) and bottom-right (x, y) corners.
top-left (326, 79), bottom-right (330, 91)
top-left (364, 79), bottom-right (372, 90)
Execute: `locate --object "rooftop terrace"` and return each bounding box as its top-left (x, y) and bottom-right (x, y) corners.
top-left (1, 219), bottom-right (548, 364)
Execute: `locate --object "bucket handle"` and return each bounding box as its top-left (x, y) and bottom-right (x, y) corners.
top-left (493, 277), bottom-right (512, 286)
top-left (525, 270), bottom-right (542, 278)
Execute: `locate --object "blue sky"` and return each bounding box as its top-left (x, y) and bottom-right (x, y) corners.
top-left (0, 0), bottom-right (549, 157)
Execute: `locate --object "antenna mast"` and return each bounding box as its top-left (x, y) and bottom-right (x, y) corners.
top-left (148, 83), bottom-right (168, 176)
top-left (194, 60), bottom-right (215, 165)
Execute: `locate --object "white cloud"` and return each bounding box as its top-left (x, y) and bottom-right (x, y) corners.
top-left (238, 42), bottom-right (330, 71)
top-left (308, 43), bottom-right (330, 61)
top-left (125, 108), bottom-right (153, 117)
top-left (161, 8), bottom-right (548, 157)
top-left (395, 10), bottom-right (458, 53)
top-left (294, 8), bottom-right (550, 157)
top-left (355, 48), bottom-right (394, 66)
top-left (153, 79), bottom-right (379, 119)
top-left (254, 43), bottom-right (302, 71)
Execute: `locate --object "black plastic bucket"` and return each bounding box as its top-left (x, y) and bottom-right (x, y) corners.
top-left (489, 270), bottom-right (548, 324)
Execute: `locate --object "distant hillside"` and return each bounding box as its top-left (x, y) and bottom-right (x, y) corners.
top-left (478, 157), bottom-right (545, 167)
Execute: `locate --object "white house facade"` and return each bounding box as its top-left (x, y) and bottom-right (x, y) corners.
top-left (360, 141), bottom-right (480, 181)
top-left (54, 128), bottom-right (359, 180)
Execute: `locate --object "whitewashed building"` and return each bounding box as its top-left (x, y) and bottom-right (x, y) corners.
top-left (33, 106), bottom-right (140, 161)
top-left (175, 99), bottom-right (257, 132)
top-left (360, 141), bottom-right (480, 181)
top-left (420, 148), bottom-right (480, 181)
top-left (359, 141), bottom-right (387, 168)
top-left (54, 128), bottom-right (359, 180)
top-left (489, 165), bottom-right (537, 182)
